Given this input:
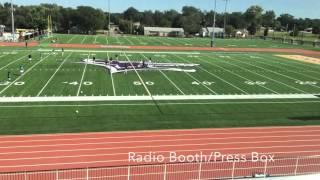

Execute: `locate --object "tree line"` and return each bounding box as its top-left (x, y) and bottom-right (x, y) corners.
top-left (0, 2), bottom-right (319, 36)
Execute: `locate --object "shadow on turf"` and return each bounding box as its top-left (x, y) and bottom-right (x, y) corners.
top-left (289, 116), bottom-right (320, 121)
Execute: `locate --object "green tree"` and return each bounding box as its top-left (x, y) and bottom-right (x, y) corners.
top-left (181, 6), bottom-right (203, 34)
top-left (123, 7), bottom-right (141, 22)
top-left (225, 25), bottom-right (234, 37)
top-left (262, 10), bottom-right (276, 27)
top-left (277, 14), bottom-right (295, 30)
top-left (244, 5), bottom-right (263, 35)
top-left (264, 27), bottom-right (269, 36)
top-left (228, 12), bottom-right (246, 29)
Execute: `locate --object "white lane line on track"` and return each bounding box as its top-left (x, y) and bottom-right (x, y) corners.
top-left (0, 97), bottom-right (318, 103)
top-left (0, 145), bottom-right (319, 168)
top-left (0, 137), bottom-right (319, 150)
top-left (0, 132), bottom-right (319, 145)
top-left (0, 126), bottom-right (320, 140)
top-left (0, 146), bottom-right (318, 162)
top-left (1, 140), bottom-right (319, 157)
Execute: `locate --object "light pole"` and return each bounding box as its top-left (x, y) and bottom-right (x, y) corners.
top-left (211, 0), bottom-right (217, 47)
top-left (223, 0), bottom-right (229, 38)
top-left (108, 0), bottom-right (111, 36)
top-left (11, 0), bottom-right (15, 42)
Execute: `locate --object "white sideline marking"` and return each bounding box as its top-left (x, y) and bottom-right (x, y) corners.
top-left (0, 94), bottom-right (317, 103)
top-left (37, 53), bottom-right (73, 96)
top-left (37, 49), bottom-right (200, 55)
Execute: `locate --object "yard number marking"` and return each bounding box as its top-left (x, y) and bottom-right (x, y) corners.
top-left (192, 81), bottom-right (215, 86)
top-left (245, 81), bottom-right (267, 86)
top-left (63, 81), bottom-right (93, 86)
top-left (295, 81), bottom-right (318, 85)
top-left (0, 81), bottom-right (25, 86)
top-left (133, 81), bottom-right (154, 86)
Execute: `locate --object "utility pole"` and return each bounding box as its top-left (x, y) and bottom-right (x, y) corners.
top-left (108, 0), bottom-right (111, 36)
top-left (211, 0), bottom-right (217, 47)
top-left (223, 0), bottom-right (229, 38)
top-left (11, 0), bottom-right (15, 42)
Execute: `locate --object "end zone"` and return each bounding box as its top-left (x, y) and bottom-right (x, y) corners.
top-left (275, 54), bottom-right (320, 65)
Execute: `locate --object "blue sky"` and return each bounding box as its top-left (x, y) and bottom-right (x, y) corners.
top-left (2, 0), bottom-right (319, 19)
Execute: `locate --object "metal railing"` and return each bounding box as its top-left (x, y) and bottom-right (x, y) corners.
top-left (1, 156), bottom-right (320, 180)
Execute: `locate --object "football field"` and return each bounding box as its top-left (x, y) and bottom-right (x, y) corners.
top-left (0, 49), bottom-right (319, 135)
top-left (40, 34), bottom-right (320, 50)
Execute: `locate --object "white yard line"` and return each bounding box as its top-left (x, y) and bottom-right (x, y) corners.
top-left (164, 55), bottom-right (217, 95)
top-left (77, 52), bottom-right (90, 96)
top-left (107, 51), bottom-right (116, 96)
top-left (93, 35), bottom-right (98, 44)
top-left (273, 55), bottom-right (320, 72)
top-left (210, 55), bottom-right (306, 94)
top-left (0, 54), bottom-right (51, 95)
top-left (175, 55), bottom-right (248, 94)
top-left (124, 52), bottom-right (152, 96)
top-left (267, 56), bottom-right (320, 76)
top-left (233, 57), bottom-right (315, 92)
top-left (141, 53), bottom-right (185, 95)
top-left (105, 35), bottom-right (109, 45)
top-left (37, 53), bottom-right (73, 96)
top-left (249, 55), bottom-right (320, 83)
top-left (154, 37), bottom-right (170, 46)
top-left (80, 35), bottom-right (87, 44)
top-left (0, 54), bottom-right (28, 71)
top-left (0, 94), bottom-right (317, 103)
top-left (115, 36), bottom-right (122, 44)
top-left (134, 36), bottom-right (147, 45)
top-left (66, 35), bottom-right (77, 44)
top-left (124, 36), bottom-right (134, 45)
top-left (200, 55), bottom-right (279, 94)
top-left (159, 70), bottom-right (185, 95)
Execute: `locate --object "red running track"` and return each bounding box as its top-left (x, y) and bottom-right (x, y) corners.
top-left (0, 126), bottom-right (319, 174)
